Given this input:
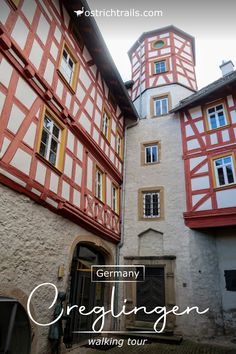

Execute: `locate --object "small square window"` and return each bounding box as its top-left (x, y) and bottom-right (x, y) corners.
top-left (146, 145), bottom-right (158, 164)
top-left (143, 192), bottom-right (160, 218)
top-left (154, 97), bottom-right (168, 116)
top-left (213, 155), bottom-right (236, 187)
top-left (154, 60), bottom-right (167, 74)
top-left (138, 187), bottom-right (164, 221)
top-left (206, 102), bottom-right (229, 130)
top-left (141, 141), bottom-right (160, 165)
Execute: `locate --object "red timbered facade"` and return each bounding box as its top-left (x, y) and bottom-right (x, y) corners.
top-left (0, 0), bottom-right (137, 243)
top-left (173, 70), bottom-right (236, 228)
top-left (128, 25), bottom-right (197, 102)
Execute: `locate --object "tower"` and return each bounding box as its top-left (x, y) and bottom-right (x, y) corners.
top-left (121, 26), bottom-right (224, 338)
top-left (128, 25), bottom-right (197, 117)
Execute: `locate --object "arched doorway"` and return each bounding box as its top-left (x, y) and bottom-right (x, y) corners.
top-left (64, 243), bottom-right (107, 346)
top-left (0, 297), bottom-right (31, 354)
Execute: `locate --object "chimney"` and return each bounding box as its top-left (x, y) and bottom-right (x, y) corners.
top-left (220, 60), bottom-right (234, 76)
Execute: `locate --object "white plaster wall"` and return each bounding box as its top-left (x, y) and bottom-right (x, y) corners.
top-left (122, 101), bottom-right (223, 337)
top-left (133, 84), bottom-right (193, 118)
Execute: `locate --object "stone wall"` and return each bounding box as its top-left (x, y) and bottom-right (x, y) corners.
top-left (0, 183), bottom-right (116, 354)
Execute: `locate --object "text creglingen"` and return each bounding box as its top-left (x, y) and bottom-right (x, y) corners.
top-left (27, 283), bottom-right (209, 332)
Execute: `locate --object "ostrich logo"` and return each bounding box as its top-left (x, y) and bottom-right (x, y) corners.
top-left (74, 7), bottom-right (84, 17)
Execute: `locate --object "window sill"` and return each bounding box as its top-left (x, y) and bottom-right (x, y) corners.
top-left (206, 123), bottom-right (231, 133)
top-left (213, 183), bottom-right (236, 191)
top-left (35, 153), bottom-right (63, 176)
top-left (152, 70), bottom-right (168, 76)
top-left (151, 113), bottom-right (169, 118)
top-left (142, 161), bottom-right (160, 166)
top-left (139, 216), bottom-right (164, 221)
top-left (57, 69), bottom-right (76, 95)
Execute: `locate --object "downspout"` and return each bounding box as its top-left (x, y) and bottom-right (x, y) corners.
top-left (113, 40), bottom-right (143, 330)
top-left (114, 118), bottom-right (139, 330)
top-left (113, 41), bottom-right (143, 330)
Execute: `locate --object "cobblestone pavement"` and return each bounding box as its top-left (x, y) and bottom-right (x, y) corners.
top-left (66, 338), bottom-right (236, 354)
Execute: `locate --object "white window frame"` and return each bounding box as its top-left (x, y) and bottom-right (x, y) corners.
top-left (155, 60), bottom-right (166, 74)
top-left (145, 145), bottom-right (159, 164)
top-left (214, 155), bottom-right (236, 187)
top-left (154, 97), bottom-right (168, 116)
top-left (39, 114), bottom-right (61, 167)
top-left (207, 103), bottom-right (228, 130)
top-left (112, 185), bottom-right (118, 213)
top-left (95, 169), bottom-right (103, 200)
top-left (143, 192), bottom-right (160, 218)
top-left (102, 111), bottom-right (110, 140)
top-left (60, 47), bottom-right (75, 86)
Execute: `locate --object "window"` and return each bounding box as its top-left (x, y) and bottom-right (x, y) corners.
top-left (206, 103), bottom-right (228, 130)
top-left (154, 97), bottom-right (168, 116)
top-left (145, 145), bottom-right (158, 164)
top-left (213, 155), bottom-right (236, 187)
top-left (138, 187), bottom-right (164, 220)
top-left (112, 185), bottom-right (119, 213)
top-left (101, 109), bottom-right (111, 141)
top-left (141, 141), bottom-right (160, 165)
top-left (116, 134), bottom-right (123, 159)
top-left (58, 43), bottom-right (78, 91)
top-left (152, 40), bottom-right (165, 49)
top-left (38, 109), bottom-right (65, 170)
top-left (95, 168), bottom-right (104, 201)
top-left (143, 192), bottom-right (160, 218)
top-left (224, 270), bottom-right (236, 291)
top-left (154, 60), bottom-right (166, 74)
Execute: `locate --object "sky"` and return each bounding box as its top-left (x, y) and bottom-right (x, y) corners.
top-left (86, 0), bottom-right (236, 89)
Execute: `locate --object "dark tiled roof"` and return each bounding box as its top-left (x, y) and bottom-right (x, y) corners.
top-left (171, 70), bottom-right (236, 113)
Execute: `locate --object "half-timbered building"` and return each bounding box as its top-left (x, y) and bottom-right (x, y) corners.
top-left (0, 0), bottom-right (137, 352)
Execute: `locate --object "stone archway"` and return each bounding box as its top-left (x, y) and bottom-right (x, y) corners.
top-left (64, 235), bottom-right (114, 347)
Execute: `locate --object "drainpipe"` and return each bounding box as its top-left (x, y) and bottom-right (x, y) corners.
top-left (113, 40), bottom-right (143, 330)
top-left (114, 118), bottom-right (139, 330)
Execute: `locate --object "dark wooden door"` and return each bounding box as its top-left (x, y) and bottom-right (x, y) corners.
top-left (136, 267), bottom-right (165, 322)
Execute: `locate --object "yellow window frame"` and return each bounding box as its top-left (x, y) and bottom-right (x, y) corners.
top-left (116, 132), bottom-right (123, 160)
top-left (37, 106), bottom-right (66, 172)
top-left (101, 107), bottom-right (112, 142)
top-left (204, 99), bottom-right (230, 132)
top-left (94, 165), bottom-right (106, 203)
top-left (57, 41), bottom-right (79, 93)
top-left (211, 153), bottom-right (236, 189)
top-left (111, 184), bottom-right (120, 215)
